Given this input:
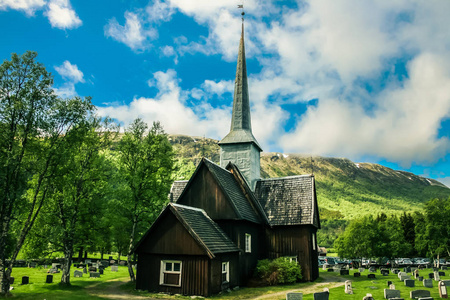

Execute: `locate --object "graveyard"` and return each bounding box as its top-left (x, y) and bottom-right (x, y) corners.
top-left (6, 263), bottom-right (449, 299)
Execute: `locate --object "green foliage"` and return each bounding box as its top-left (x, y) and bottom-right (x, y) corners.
top-left (255, 257), bottom-right (302, 285)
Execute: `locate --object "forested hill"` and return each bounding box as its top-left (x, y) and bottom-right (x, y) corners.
top-left (169, 134), bottom-right (450, 220)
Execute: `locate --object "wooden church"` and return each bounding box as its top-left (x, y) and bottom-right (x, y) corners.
top-left (134, 20), bottom-right (320, 297)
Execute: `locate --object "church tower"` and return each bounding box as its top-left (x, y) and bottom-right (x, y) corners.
top-left (219, 22), bottom-right (262, 191)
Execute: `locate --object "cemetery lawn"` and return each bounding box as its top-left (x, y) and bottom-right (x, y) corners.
top-left (6, 267), bottom-right (448, 299)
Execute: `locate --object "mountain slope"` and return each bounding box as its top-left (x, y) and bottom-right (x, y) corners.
top-left (169, 135), bottom-right (450, 220)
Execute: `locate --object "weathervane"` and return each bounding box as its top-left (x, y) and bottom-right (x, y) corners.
top-left (238, 0), bottom-right (245, 22)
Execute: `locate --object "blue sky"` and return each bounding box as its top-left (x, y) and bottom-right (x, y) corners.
top-left (1, 0), bottom-right (450, 187)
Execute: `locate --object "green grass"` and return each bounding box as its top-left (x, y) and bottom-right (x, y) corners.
top-left (6, 264), bottom-right (129, 299)
top-left (5, 267), bottom-right (448, 300)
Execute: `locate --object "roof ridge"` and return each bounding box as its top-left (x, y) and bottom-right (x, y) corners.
top-left (170, 202), bottom-right (204, 212)
top-left (257, 174), bottom-right (313, 181)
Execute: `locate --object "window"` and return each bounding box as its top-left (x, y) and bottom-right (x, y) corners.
top-left (160, 260), bottom-right (182, 287)
top-left (245, 233), bottom-right (251, 253)
top-left (312, 233), bottom-right (316, 250)
top-left (222, 261), bottom-right (229, 283)
top-left (284, 256), bottom-right (298, 263)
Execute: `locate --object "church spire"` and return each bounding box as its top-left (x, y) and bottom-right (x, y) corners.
top-left (219, 22), bottom-right (261, 150)
top-left (219, 16), bottom-right (262, 191)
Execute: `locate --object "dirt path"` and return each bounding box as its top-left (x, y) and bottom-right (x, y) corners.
top-left (87, 275), bottom-right (345, 300)
top-left (87, 277), bottom-right (157, 300)
top-left (253, 275), bottom-right (346, 300)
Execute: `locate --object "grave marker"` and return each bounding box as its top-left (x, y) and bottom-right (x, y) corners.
top-left (362, 293), bottom-right (374, 300)
top-left (313, 291), bottom-right (329, 300)
top-left (441, 280), bottom-right (450, 286)
top-left (404, 279), bottom-right (415, 287)
top-left (90, 272), bottom-right (100, 278)
top-left (340, 269), bottom-right (349, 276)
top-left (439, 280), bottom-right (448, 299)
top-left (286, 292), bottom-right (303, 300)
top-left (368, 273), bottom-right (376, 279)
top-left (384, 288), bottom-right (401, 299)
top-left (74, 270), bottom-right (83, 277)
top-left (354, 272), bottom-right (361, 277)
top-left (387, 281), bottom-right (393, 287)
top-left (434, 271), bottom-right (440, 281)
top-left (439, 271), bottom-right (445, 276)
top-left (46, 275), bottom-right (53, 283)
top-left (21, 276), bottom-right (29, 285)
top-left (345, 280), bottom-right (353, 294)
top-left (423, 278), bottom-right (433, 288)
top-left (410, 290), bottom-right (430, 299)
top-left (111, 265), bottom-right (118, 272)
top-left (390, 284), bottom-right (396, 290)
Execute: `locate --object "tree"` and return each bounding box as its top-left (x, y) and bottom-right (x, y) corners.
top-left (24, 115), bottom-right (118, 285)
top-left (0, 52), bottom-right (92, 294)
top-left (415, 197), bottom-right (450, 263)
top-left (115, 118), bottom-right (174, 281)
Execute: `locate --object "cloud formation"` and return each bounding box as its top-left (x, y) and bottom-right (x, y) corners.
top-left (45, 0), bottom-right (81, 29)
top-left (53, 60), bottom-right (85, 97)
top-left (100, 0), bottom-right (450, 167)
top-left (0, 0), bottom-right (45, 16)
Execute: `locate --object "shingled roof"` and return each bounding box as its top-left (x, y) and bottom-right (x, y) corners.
top-left (170, 203), bottom-right (240, 256)
top-left (202, 159), bottom-right (261, 224)
top-left (170, 180), bottom-right (188, 202)
top-left (254, 175), bottom-right (320, 228)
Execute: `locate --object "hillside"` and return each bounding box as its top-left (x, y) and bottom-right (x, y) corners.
top-left (168, 134), bottom-right (450, 246)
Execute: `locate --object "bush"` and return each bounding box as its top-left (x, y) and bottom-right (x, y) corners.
top-left (255, 257), bottom-right (302, 285)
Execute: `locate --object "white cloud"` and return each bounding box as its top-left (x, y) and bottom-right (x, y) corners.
top-left (54, 60), bottom-right (84, 83)
top-left (53, 82), bottom-right (76, 98)
top-left (0, 0), bottom-right (45, 16)
top-left (44, 0), bottom-right (81, 29)
top-left (105, 11), bottom-right (157, 51)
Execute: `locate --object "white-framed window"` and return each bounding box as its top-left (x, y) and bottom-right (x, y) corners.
top-left (284, 256), bottom-right (298, 263)
top-left (245, 233), bottom-right (251, 253)
top-left (160, 260), bottom-right (182, 287)
top-left (312, 233), bottom-right (316, 250)
top-left (222, 261), bottom-right (229, 283)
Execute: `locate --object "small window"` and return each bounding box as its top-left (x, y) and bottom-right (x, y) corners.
top-left (245, 233), bottom-right (251, 253)
top-left (284, 256), bottom-right (298, 263)
top-left (222, 261), bottom-right (229, 282)
top-left (312, 233), bottom-right (316, 250)
top-left (160, 260), bottom-right (182, 287)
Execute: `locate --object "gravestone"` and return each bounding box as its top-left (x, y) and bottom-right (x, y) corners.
top-left (74, 270), bottom-right (83, 277)
top-left (327, 268), bottom-right (333, 272)
top-left (9, 277), bottom-right (14, 284)
top-left (413, 270), bottom-right (419, 278)
top-left (101, 260), bottom-right (109, 267)
top-left (119, 260), bottom-right (126, 266)
top-left (359, 268), bottom-right (365, 273)
top-left (90, 272), bottom-right (100, 278)
top-left (392, 269), bottom-right (400, 274)
top-left (389, 298), bottom-right (404, 300)
top-left (92, 263), bottom-right (99, 269)
top-left (322, 264), bottom-right (328, 270)
top-left (439, 271), bottom-right (445, 276)
top-left (28, 262), bottom-right (37, 268)
top-left (21, 276), bottom-right (29, 285)
top-left (369, 267), bottom-right (376, 272)
top-left (390, 284), bottom-right (396, 290)
top-left (442, 266), bottom-right (448, 271)
top-left (88, 266), bottom-right (97, 273)
top-left (354, 272), bottom-right (361, 277)
top-left (83, 267), bottom-right (87, 274)
top-left (434, 271), bottom-right (440, 281)
top-left (441, 280), bottom-right (450, 286)
top-left (384, 288), bottom-right (401, 299)
top-left (382, 269), bottom-right (389, 276)
top-left (417, 276), bottom-right (423, 281)
top-left (286, 292), bottom-right (302, 300)
top-left (99, 269), bottom-right (104, 275)
top-left (417, 298), bottom-right (433, 300)
top-left (388, 281), bottom-right (393, 287)
top-left (405, 267), bottom-right (411, 273)
top-left (340, 269), bottom-right (349, 276)
top-left (85, 259), bottom-right (91, 264)
top-left (363, 293), bottom-right (375, 300)
top-left (410, 290), bottom-right (430, 299)
top-left (400, 274), bottom-right (411, 281)
top-left (368, 273), bottom-right (376, 279)
top-left (313, 291), bottom-right (329, 300)
top-left (333, 267), bottom-right (341, 273)
top-left (46, 275), bottom-right (53, 283)
top-left (411, 267), bottom-right (417, 272)
top-left (404, 279), bottom-right (415, 287)
top-left (111, 265), bottom-right (118, 272)
top-left (428, 273), bottom-right (434, 279)
top-left (423, 278), bottom-right (433, 288)
top-left (345, 280), bottom-right (353, 294)
top-left (439, 280), bottom-right (448, 299)
top-left (398, 272), bottom-right (406, 279)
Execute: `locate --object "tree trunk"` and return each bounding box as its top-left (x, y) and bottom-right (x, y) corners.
top-left (127, 220), bottom-right (137, 282)
top-left (78, 247), bottom-right (83, 262)
top-left (60, 246), bottom-right (73, 285)
top-left (84, 251), bottom-right (87, 259)
top-left (0, 262), bottom-right (11, 296)
top-left (100, 250), bottom-right (103, 260)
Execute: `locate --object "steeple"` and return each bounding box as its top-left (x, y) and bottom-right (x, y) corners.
top-left (219, 23), bottom-right (262, 150)
top-left (219, 20), bottom-right (262, 191)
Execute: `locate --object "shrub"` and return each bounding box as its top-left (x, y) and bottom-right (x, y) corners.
top-left (255, 257), bottom-right (302, 285)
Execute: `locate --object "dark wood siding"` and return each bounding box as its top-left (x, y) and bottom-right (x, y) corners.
top-left (265, 225), bottom-right (319, 281)
top-left (210, 254), bottom-right (239, 295)
top-left (217, 220), bottom-right (263, 285)
top-left (177, 165), bottom-right (238, 220)
top-left (137, 212), bottom-right (206, 256)
top-left (136, 254), bottom-right (210, 296)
